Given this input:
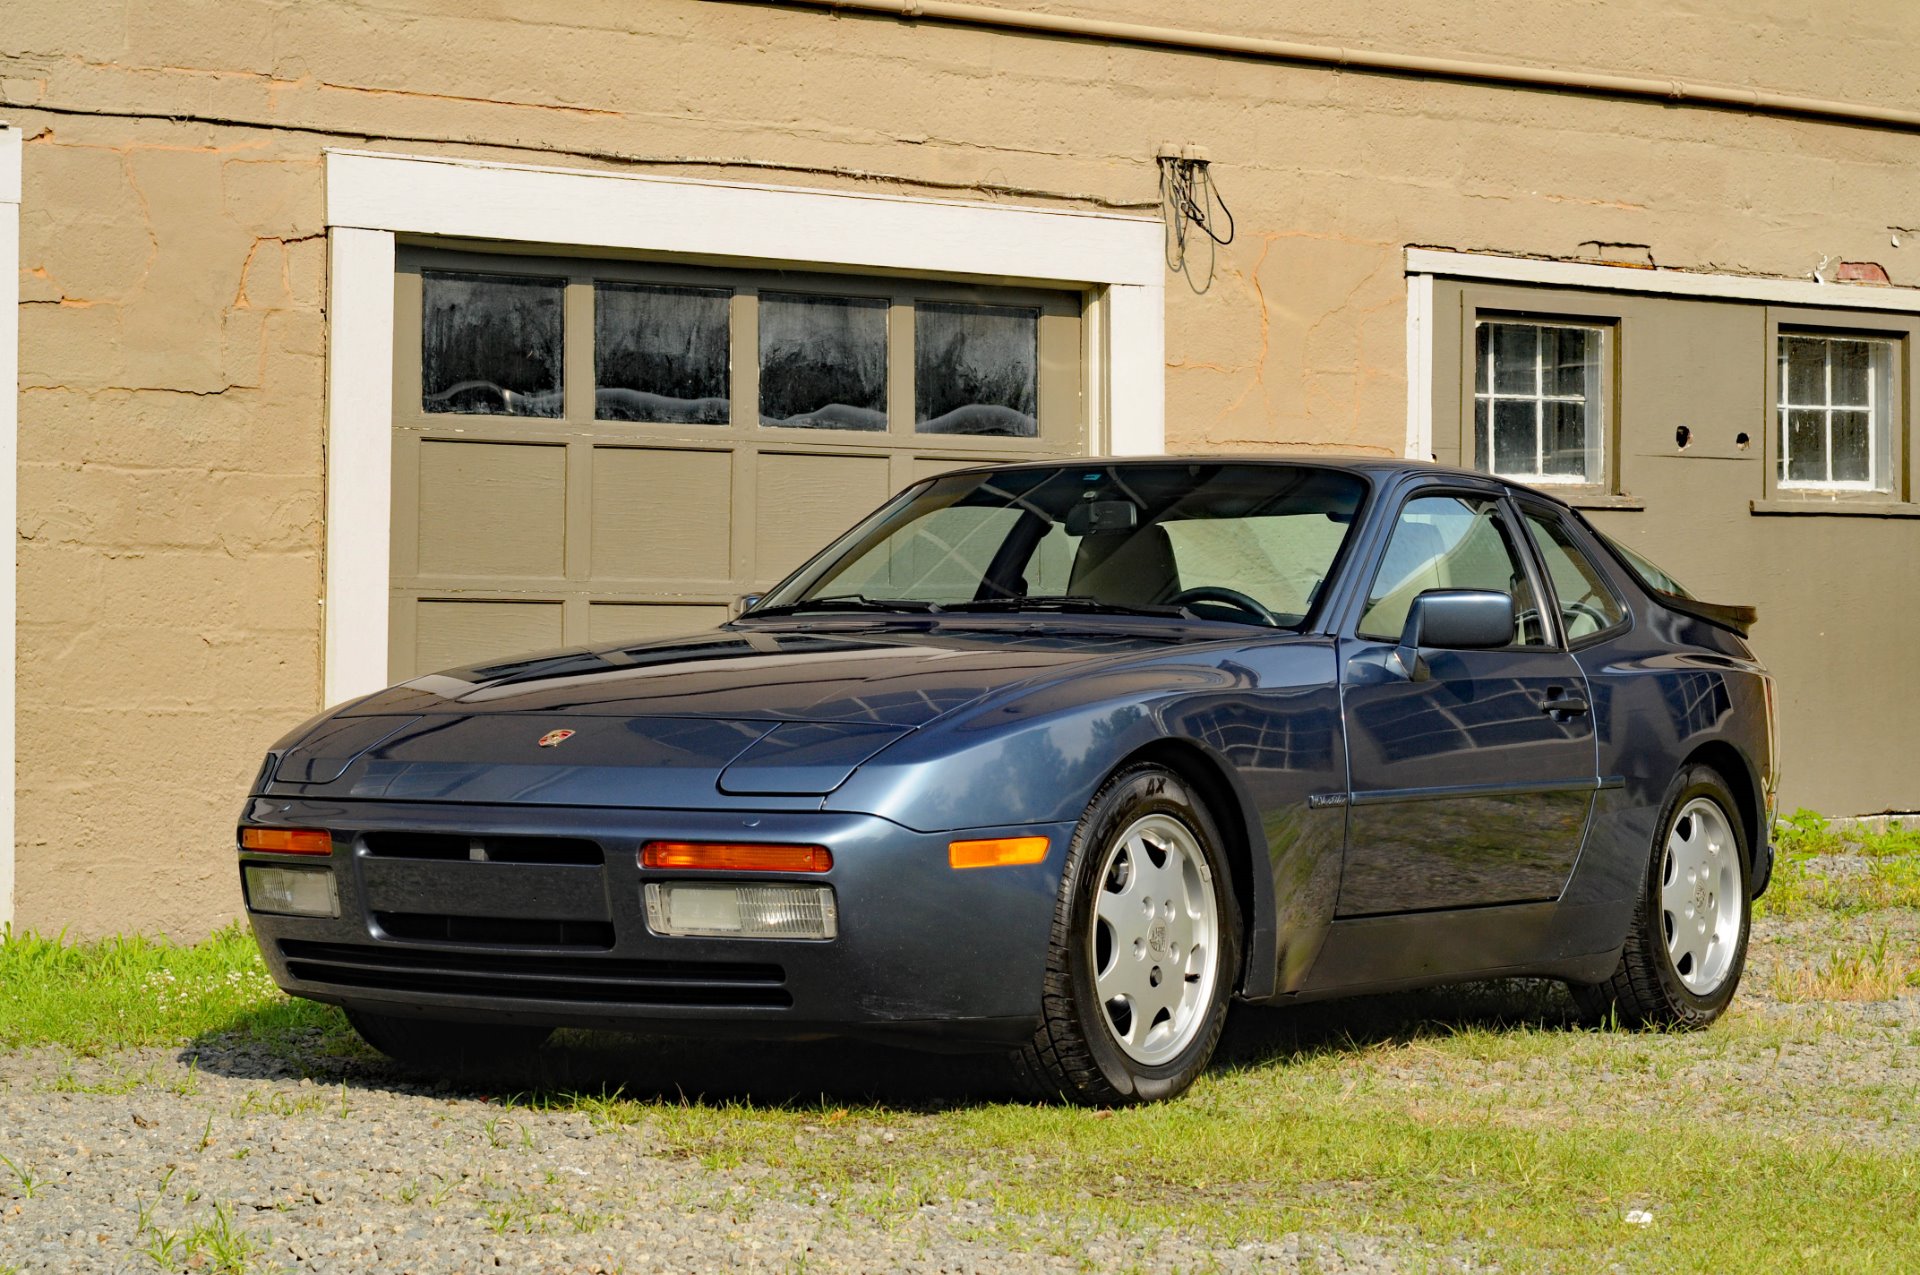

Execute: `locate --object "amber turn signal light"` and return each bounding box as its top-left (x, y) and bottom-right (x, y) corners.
top-left (640, 841), bottom-right (833, 873)
top-left (948, 835), bottom-right (1050, 870)
top-left (239, 828), bottom-right (334, 856)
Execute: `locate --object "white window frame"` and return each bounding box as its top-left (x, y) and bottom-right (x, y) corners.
top-left (1405, 250), bottom-right (1920, 504)
top-left (1775, 332), bottom-right (1894, 491)
top-left (1472, 318), bottom-right (1607, 485)
top-left (0, 123), bottom-right (18, 929)
top-left (324, 149), bottom-right (1166, 706)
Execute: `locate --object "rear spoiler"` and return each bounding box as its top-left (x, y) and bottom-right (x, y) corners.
top-left (1652, 592), bottom-right (1757, 639)
top-left (1579, 519), bottom-right (1757, 639)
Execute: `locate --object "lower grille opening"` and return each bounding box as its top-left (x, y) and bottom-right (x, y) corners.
top-left (373, 912), bottom-right (615, 950)
top-left (279, 939), bottom-right (789, 1008)
top-left (362, 832), bottom-right (604, 866)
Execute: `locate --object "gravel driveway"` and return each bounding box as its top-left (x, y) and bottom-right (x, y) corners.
top-left (2, 905), bottom-right (1914, 1274)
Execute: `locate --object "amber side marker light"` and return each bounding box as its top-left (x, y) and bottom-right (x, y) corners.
top-left (949, 835), bottom-right (1050, 870)
top-left (640, 841), bottom-right (833, 873)
top-left (239, 828), bottom-right (334, 856)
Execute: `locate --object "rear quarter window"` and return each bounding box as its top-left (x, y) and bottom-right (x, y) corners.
top-left (1519, 507), bottom-right (1629, 642)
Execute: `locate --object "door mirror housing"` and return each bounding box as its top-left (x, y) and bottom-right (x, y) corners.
top-left (1394, 589), bottom-right (1515, 680)
top-left (732, 594), bottom-right (764, 619)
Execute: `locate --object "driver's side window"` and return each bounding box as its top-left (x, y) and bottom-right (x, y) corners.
top-left (1357, 494), bottom-right (1545, 644)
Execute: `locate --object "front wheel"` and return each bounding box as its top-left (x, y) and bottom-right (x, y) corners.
top-left (1013, 763), bottom-right (1240, 1105)
top-left (1572, 764), bottom-right (1751, 1028)
top-left (346, 1009), bottom-right (551, 1076)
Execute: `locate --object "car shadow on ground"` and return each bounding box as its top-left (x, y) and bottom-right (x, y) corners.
top-left (180, 976), bottom-right (1586, 1111)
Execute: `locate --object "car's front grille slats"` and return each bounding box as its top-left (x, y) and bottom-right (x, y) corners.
top-left (373, 912), bottom-right (616, 950)
top-left (278, 939), bottom-right (789, 1008)
top-left (362, 832), bottom-right (604, 866)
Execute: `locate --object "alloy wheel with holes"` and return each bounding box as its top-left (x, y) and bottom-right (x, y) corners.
top-left (1571, 763), bottom-right (1751, 1028)
top-left (1013, 762), bottom-right (1239, 1105)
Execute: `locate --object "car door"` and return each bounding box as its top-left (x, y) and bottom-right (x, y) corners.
top-left (1335, 488), bottom-right (1598, 916)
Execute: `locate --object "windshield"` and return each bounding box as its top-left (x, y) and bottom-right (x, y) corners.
top-left (750, 463), bottom-right (1368, 627)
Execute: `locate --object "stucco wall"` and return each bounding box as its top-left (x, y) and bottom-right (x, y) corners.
top-left (7, 0), bottom-right (1920, 935)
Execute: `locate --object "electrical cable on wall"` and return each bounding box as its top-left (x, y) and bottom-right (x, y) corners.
top-left (1158, 151), bottom-right (1235, 292)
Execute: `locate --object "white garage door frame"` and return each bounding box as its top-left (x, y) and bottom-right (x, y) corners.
top-left (0, 123), bottom-right (18, 928)
top-left (1401, 246), bottom-right (1920, 461)
top-left (323, 148), bottom-right (1166, 706)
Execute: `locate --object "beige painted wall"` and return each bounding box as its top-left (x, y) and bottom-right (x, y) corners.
top-left (8, 0), bottom-right (1920, 934)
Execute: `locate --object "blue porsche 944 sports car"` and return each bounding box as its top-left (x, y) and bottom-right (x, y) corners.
top-left (240, 458), bottom-right (1775, 1104)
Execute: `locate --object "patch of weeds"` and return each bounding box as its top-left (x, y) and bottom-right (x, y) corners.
top-left (1772, 931), bottom-right (1920, 1002)
top-left (230, 1087), bottom-right (329, 1120)
top-left (482, 1184), bottom-right (593, 1236)
top-left (1759, 810), bottom-right (1920, 919)
top-left (139, 1200), bottom-right (267, 1275)
top-left (0, 1151), bottom-right (42, 1198)
top-left (47, 1058), bottom-right (161, 1096)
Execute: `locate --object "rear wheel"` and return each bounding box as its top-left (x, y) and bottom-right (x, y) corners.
top-left (1013, 762), bottom-right (1239, 1105)
top-left (346, 1009), bottom-right (551, 1075)
top-left (1572, 764), bottom-right (1750, 1027)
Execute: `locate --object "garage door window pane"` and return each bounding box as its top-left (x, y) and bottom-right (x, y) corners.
top-left (759, 293), bottom-right (888, 430)
top-left (422, 272), bottom-right (564, 417)
top-left (915, 302), bottom-right (1038, 437)
top-left (595, 283), bottom-right (731, 424)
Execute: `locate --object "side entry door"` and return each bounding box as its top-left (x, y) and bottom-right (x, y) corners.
top-left (1336, 490), bottom-right (1598, 916)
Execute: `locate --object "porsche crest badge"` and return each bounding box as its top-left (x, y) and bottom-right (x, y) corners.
top-left (536, 729), bottom-right (576, 748)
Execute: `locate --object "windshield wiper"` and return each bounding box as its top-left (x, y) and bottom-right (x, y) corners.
top-left (944, 595), bottom-right (1200, 621)
top-left (744, 594), bottom-right (945, 618)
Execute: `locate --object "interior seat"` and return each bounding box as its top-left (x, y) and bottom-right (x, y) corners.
top-left (1068, 524), bottom-right (1181, 606)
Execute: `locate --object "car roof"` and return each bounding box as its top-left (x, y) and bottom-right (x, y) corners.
top-left (926, 453), bottom-right (1565, 503)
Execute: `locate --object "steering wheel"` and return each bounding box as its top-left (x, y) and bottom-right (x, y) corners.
top-left (1513, 605), bottom-right (1545, 646)
top-left (1562, 599), bottom-right (1613, 636)
top-left (1165, 585), bottom-right (1283, 627)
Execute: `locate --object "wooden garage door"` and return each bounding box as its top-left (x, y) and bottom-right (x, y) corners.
top-left (389, 247), bottom-right (1086, 679)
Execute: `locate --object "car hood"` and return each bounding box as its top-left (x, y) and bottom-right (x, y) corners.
top-left (336, 624), bottom-right (1202, 727)
top-left (263, 623), bottom-right (1254, 807)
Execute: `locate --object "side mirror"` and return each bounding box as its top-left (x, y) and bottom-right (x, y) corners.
top-left (731, 594), bottom-right (763, 619)
top-left (1394, 589), bottom-right (1514, 680)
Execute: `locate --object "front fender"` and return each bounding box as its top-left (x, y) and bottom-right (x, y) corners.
top-left (828, 638), bottom-right (1349, 1000)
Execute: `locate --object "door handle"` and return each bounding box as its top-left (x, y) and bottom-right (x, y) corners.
top-left (1540, 692), bottom-right (1590, 718)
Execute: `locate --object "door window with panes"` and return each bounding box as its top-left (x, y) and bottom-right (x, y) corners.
top-left (392, 249), bottom-right (1084, 678)
top-left (1473, 320), bottom-right (1606, 486)
top-left (1777, 333), bottom-right (1894, 490)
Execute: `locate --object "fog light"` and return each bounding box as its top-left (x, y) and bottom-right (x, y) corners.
top-left (644, 882), bottom-right (837, 940)
top-left (243, 864), bottom-right (340, 918)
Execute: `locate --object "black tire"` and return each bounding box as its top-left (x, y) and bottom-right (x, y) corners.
top-left (346, 1009), bottom-right (551, 1076)
top-left (1012, 762), bottom-right (1240, 1105)
top-left (1571, 763), bottom-right (1751, 1028)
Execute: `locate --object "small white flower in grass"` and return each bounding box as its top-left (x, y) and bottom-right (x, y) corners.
top-left (1624, 1209), bottom-right (1654, 1227)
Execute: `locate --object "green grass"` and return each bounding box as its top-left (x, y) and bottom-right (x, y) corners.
top-left (137, 1199), bottom-right (268, 1275)
top-left (484, 1001), bottom-right (1920, 1272)
top-left (1757, 808), bottom-right (1920, 918)
top-left (0, 922), bottom-right (335, 1056)
top-left (1, 817), bottom-right (1915, 1272)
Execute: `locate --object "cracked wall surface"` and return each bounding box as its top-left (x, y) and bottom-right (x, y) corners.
top-left (8, 1), bottom-right (1920, 934)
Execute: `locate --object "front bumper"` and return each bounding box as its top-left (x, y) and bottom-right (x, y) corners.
top-left (239, 798), bottom-right (1072, 1048)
